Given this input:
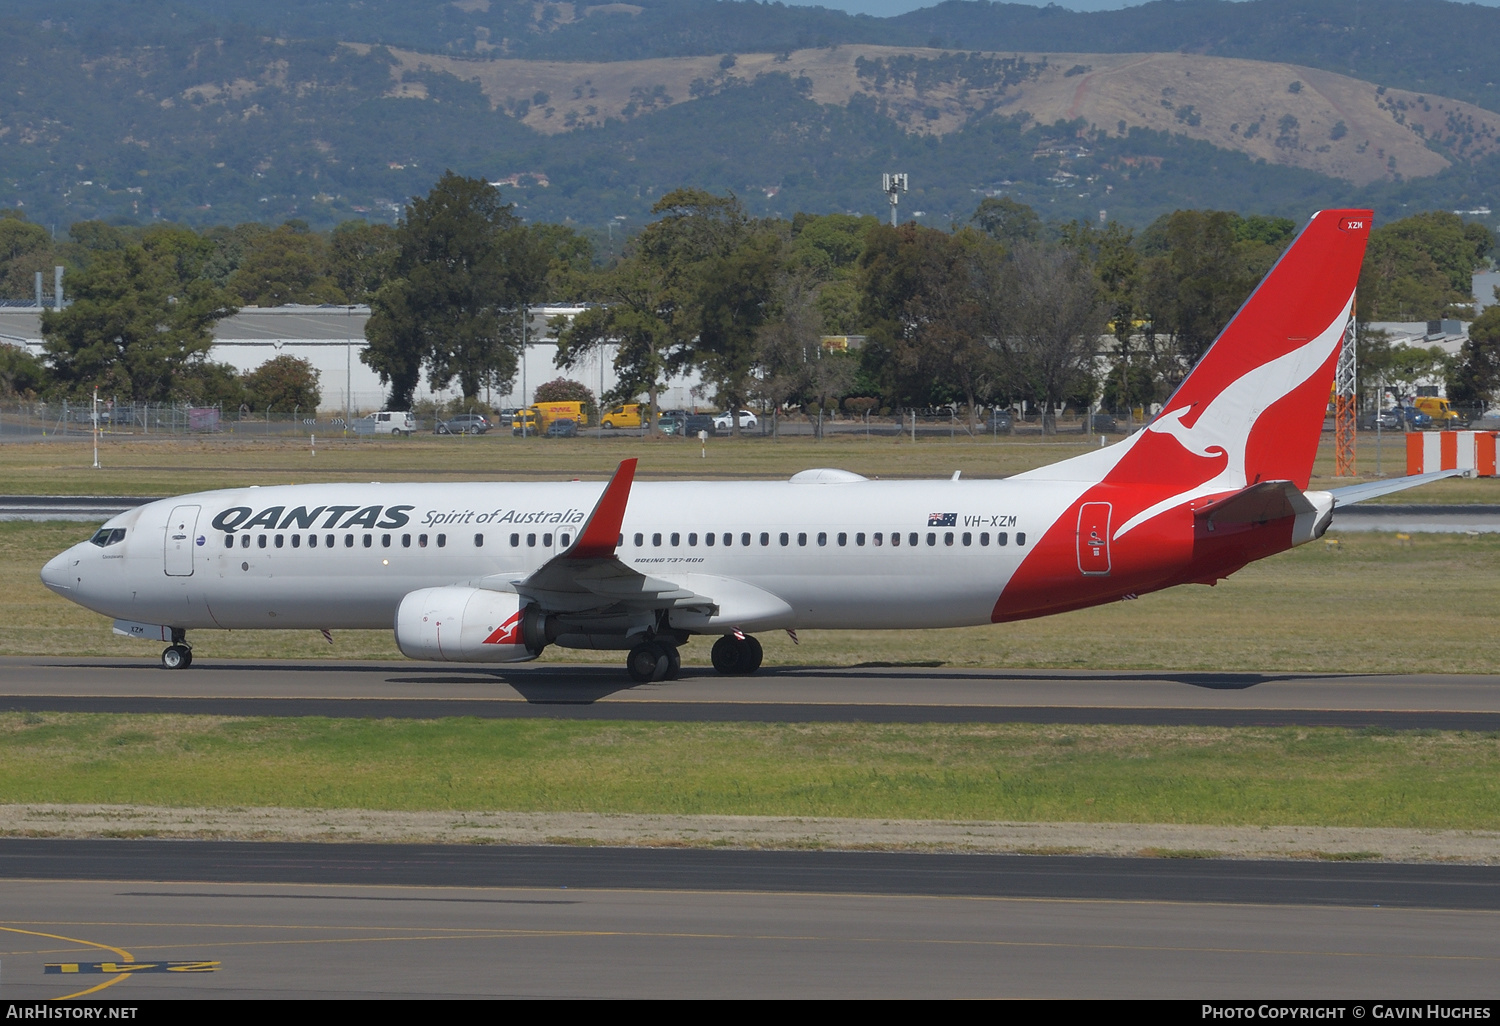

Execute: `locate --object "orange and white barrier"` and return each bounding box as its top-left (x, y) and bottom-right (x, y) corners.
top-left (1406, 430), bottom-right (1498, 476)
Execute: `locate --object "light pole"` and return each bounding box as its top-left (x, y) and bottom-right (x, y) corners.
top-left (345, 304), bottom-right (353, 433)
top-left (882, 173), bottom-right (908, 227)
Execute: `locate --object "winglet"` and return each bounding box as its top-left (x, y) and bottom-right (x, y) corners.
top-left (567, 458), bottom-right (637, 559)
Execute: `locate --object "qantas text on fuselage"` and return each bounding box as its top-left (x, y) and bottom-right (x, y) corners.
top-left (43, 209), bottom-right (1428, 681)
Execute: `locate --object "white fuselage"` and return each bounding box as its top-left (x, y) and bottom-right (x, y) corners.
top-left (42, 476), bottom-right (1085, 637)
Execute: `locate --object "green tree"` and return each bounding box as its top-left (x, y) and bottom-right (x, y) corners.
top-left (226, 221), bottom-right (344, 306)
top-left (41, 226), bottom-right (237, 400)
top-left (971, 196), bottom-right (1042, 246)
top-left (328, 221), bottom-right (399, 304)
top-left (0, 344), bottom-right (46, 397)
top-left (1358, 212), bottom-right (1494, 321)
top-left (1449, 305), bottom-right (1500, 411)
top-left (242, 354), bottom-right (323, 413)
top-left (694, 226), bottom-right (785, 434)
top-left (364, 172), bottom-right (541, 407)
top-left (0, 211), bottom-right (56, 300)
top-left (1003, 241), bottom-right (1107, 434)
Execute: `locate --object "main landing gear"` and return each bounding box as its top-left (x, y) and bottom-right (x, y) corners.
top-left (626, 639), bottom-right (682, 683)
top-left (711, 634), bottom-right (762, 676)
top-left (161, 628), bottom-right (192, 670)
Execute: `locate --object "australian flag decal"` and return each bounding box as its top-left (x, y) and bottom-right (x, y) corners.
top-left (927, 512), bottom-right (957, 527)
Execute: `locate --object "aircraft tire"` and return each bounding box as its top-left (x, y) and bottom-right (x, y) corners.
top-left (711, 635), bottom-right (761, 675)
top-left (627, 642), bottom-right (667, 683)
top-left (659, 643), bottom-right (681, 680)
top-left (161, 645), bottom-right (190, 670)
top-left (743, 635), bottom-right (763, 673)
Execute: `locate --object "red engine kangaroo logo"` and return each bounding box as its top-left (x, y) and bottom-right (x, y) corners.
top-left (482, 611), bottom-right (524, 646)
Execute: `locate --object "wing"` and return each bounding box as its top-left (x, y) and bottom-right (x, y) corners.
top-left (474, 458), bottom-right (717, 620)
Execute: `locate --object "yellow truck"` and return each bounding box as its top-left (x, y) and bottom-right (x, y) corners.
top-left (1413, 396), bottom-right (1465, 428)
top-left (512, 401), bottom-right (590, 435)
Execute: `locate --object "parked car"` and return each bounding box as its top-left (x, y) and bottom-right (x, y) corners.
top-left (546, 418), bottom-right (578, 438)
top-left (435, 413), bottom-right (491, 435)
top-left (352, 411), bottom-right (414, 436)
top-left (1357, 410), bottom-right (1401, 431)
top-left (712, 410), bottom-right (758, 431)
top-left (1395, 406), bottom-right (1433, 430)
top-left (988, 410), bottom-right (1014, 434)
top-left (600, 403), bottom-right (643, 429)
top-left (662, 412), bottom-right (715, 437)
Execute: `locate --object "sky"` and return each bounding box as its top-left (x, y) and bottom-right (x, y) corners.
top-left (803, 0), bottom-right (1500, 19)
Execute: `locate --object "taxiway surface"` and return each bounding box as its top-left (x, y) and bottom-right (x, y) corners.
top-left (2, 841), bottom-right (1498, 998)
top-left (3, 657), bottom-right (1499, 728)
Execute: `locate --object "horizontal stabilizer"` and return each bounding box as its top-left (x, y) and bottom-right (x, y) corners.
top-left (1194, 480), bottom-right (1315, 530)
top-left (1330, 469), bottom-right (1468, 507)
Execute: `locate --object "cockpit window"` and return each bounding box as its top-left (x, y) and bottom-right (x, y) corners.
top-left (89, 528), bottom-right (126, 547)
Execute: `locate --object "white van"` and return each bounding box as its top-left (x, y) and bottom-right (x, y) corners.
top-left (352, 411), bottom-right (415, 436)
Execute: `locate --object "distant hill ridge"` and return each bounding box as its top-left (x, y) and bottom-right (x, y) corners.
top-left (365, 44), bottom-right (1500, 185)
top-left (11, 0), bottom-right (1500, 115)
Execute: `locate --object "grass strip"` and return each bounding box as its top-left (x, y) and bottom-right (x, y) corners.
top-left (2, 715), bottom-right (1497, 830)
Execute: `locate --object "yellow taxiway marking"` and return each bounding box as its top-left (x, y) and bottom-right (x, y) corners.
top-left (0, 926), bottom-right (135, 1000)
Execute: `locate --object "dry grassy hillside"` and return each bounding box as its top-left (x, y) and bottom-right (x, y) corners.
top-left (356, 43), bottom-right (1500, 185)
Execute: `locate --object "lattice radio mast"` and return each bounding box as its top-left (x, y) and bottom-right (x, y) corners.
top-left (1334, 303), bottom-right (1358, 477)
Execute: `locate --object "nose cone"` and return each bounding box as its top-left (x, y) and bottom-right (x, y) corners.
top-left (41, 549), bottom-right (75, 594)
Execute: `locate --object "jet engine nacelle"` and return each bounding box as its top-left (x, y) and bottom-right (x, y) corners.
top-left (394, 586), bottom-right (544, 663)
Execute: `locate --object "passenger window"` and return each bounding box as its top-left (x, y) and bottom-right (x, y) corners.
top-left (926, 533), bottom-right (936, 546)
top-left (1017, 532), bottom-right (1027, 546)
top-left (561, 534), bottom-right (570, 547)
top-left (670, 533), bottom-right (679, 546)
top-left (779, 533), bottom-right (789, 546)
top-left (652, 533), bottom-right (662, 546)
top-left (944, 532), bottom-right (954, 546)
top-left (855, 533), bottom-right (864, 546)
top-left (909, 533), bottom-right (918, 546)
top-left (722, 533), bottom-right (732, 547)
top-left (817, 532), bottom-right (827, 546)
top-left (962, 532), bottom-right (971, 546)
top-left (741, 533), bottom-right (751, 547)
top-left (364, 534), bottom-right (373, 548)
top-left (327, 534), bottom-right (336, 548)
top-left (526, 533), bottom-right (536, 547)
top-left (997, 532), bottom-right (1008, 546)
top-left (541, 533), bottom-right (551, 547)
top-left (837, 533), bottom-right (847, 546)
top-left (979, 532), bottom-right (989, 546)
top-left (634, 533), bottom-right (643, 546)
top-left (402, 534), bottom-right (412, 548)
top-left (474, 534), bottom-right (484, 547)
top-left (418, 534), bottom-right (428, 548)
top-left (309, 534), bottom-right (318, 548)
top-left (258, 535), bottom-right (267, 549)
top-left (437, 534), bottom-right (447, 547)
top-left (511, 533), bottom-right (521, 547)
top-left (760, 533), bottom-right (769, 546)
top-left (891, 532), bottom-right (900, 547)
top-left (798, 532), bottom-right (807, 546)
top-left (275, 535), bottom-right (284, 549)
top-left (688, 533), bottom-right (697, 546)
top-left (291, 535), bottom-right (301, 548)
top-left (706, 532), bottom-right (715, 546)
top-left (873, 533), bottom-right (882, 546)
top-left (382, 535), bottom-right (391, 548)
top-left (345, 534), bottom-right (355, 548)
top-left (224, 535), bottom-right (234, 548)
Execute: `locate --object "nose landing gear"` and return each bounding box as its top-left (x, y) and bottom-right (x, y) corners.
top-left (710, 634), bottom-right (763, 675)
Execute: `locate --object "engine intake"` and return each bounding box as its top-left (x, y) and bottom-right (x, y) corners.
top-left (395, 586), bottom-right (548, 662)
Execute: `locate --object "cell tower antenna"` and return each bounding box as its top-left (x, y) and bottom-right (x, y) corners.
top-left (882, 173), bottom-right (908, 227)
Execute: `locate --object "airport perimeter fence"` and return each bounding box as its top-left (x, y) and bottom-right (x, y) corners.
top-left (0, 400), bottom-right (343, 440)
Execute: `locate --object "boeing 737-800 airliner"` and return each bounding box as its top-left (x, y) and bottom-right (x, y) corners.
top-left (40, 209), bottom-right (1455, 680)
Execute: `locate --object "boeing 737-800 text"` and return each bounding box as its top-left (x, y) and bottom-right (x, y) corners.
top-left (40, 209), bottom-right (1453, 680)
